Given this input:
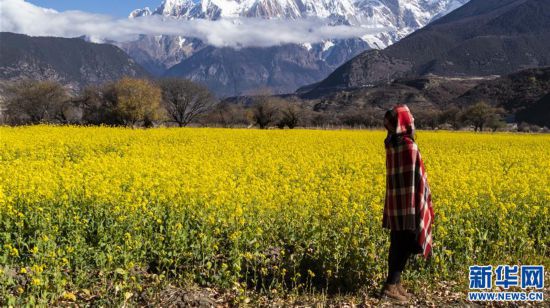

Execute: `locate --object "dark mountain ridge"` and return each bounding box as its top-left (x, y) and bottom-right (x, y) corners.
top-left (517, 93), bottom-right (550, 127)
top-left (303, 0), bottom-right (550, 97)
top-left (0, 32), bottom-right (148, 90)
top-left (164, 43), bottom-right (365, 97)
top-left (454, 67), bottom-right (550, 126)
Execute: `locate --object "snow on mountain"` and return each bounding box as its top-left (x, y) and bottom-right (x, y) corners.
top-left (129, 7), bottom-right (153, 18)
top-left (129, 0), bottom-right (469, 48)
top-left (130, 0), bottom-right (359, 21)
top-left (120, 0), bottom-right (470, 96)
top-left (355, 0), bottom-right (470, 48)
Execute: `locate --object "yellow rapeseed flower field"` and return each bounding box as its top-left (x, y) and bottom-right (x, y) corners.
top-left (0, 126), bottom-right (548, 304)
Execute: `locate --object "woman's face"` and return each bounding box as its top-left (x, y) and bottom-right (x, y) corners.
top-left (384, 117), bottom-right (395, 133)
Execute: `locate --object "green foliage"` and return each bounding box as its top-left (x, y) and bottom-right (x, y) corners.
top-left (462, 101), bottom-right (505, 132)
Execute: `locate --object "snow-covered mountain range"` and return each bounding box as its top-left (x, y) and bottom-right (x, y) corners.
top-left (130, 0), bottom-right (359, 20)
top-left (121, 0), bottom-right (469, 96)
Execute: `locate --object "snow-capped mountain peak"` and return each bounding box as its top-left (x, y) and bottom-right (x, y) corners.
top-left (128, 0), bottom-right (470, 51)
top-left (130, 0), bottom-right (360, 21)
top-left (122, 0), bottom-right (471, 96)
top-left (129, 7), bottom-right (153, 18)
top-left (130, 1), bottom-right (469, 43)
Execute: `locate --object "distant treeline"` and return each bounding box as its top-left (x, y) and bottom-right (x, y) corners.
top-left (0, 78), bottom-right (547, 133)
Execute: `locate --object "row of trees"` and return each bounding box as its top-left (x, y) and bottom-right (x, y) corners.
top-left (3, 78), bottom-right (215, 127)
top-left (206, 100), bottom-right (511, 131)
top-left (2, 78), bottom-right (537, 132)
top-left (411, 102), bottom-right (507, 132)
top-left (2, 80), bottom-right (358, 129)
top-left (206, 97), bottom-right (381, 129)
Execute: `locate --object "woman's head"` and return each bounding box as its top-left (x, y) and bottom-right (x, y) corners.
top-left (384, 105), bottom-right (415, 136)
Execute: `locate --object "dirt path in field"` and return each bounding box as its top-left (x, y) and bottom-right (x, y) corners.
top-left (145, 284), bottom-right (549, 307)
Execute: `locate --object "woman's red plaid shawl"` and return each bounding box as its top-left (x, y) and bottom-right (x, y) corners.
top-left (383, 105), bottom-right (434, 259)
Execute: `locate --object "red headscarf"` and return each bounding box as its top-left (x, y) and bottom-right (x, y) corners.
top-left (383, 105), bottom-right (434, 259)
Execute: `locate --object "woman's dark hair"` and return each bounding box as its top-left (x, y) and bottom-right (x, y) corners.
top-left (384, 109), bottom-right (397, 129)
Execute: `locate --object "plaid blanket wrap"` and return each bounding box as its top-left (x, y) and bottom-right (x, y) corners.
top-left (383, 105), bottom-right (434, 259)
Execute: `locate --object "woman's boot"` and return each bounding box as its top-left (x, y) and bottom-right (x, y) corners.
top-left (381, 283), bottom-right (408, 302)
top-left (396, 282), bottom-right (412, 299)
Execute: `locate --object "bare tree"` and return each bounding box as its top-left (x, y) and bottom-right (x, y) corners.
top-left (277, 103), bottom-right (302, 129)
top-left (158, 78), bottom-right (216, 127)
top-left (340, 110), bottom-right (367, 128)
top-left (281, 107), bottom-right (299, 129)
top-left (439, 106), bottom-right (463, 130)
top-left (252, 101), bottom-right (277, 129)
top-left (205, 102), bottom-right (250, 128)
top-left (518, 122), bottom-right (532, 132)
top-left (5, 80), bottom-right (69, 124)
top-left (248, 89), bottom-right (282, 129)
top-left (306, 111), bottom-right (333, 128)
top-left (78, 85), bottom-right (117, 125)
top-left (338, 108), bottom-right (380, 129)
top-left (413, 108), bottom-right (442, 130)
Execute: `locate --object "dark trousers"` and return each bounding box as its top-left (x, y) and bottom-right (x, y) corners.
top-left (386, 230), bottom-right (417, 284)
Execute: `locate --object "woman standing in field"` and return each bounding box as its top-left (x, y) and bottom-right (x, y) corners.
top-left (381, 105), bottom-right (434, 302)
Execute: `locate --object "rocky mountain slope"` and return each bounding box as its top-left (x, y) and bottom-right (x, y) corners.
top-left (304, 0), bottom-right (550, 97)
top-left (164, 44), bottom-right (334, 96)
top-left (0, 32), bottom-right (148, 90)
top-left (293, 66), bottom-right (550, 127)
top-left (455, 67), bottom-right (550, 125)
top-left (121, 0), bottom-right (469, 96)
top-left (300, 75), bottom-right (490, 114)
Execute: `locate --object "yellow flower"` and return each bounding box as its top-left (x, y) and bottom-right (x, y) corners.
top-left (0, 126), bottom-right (547, 295)
top-left (62, 291), bottom-right (77, 301)
top-left (31, 264), bottom-right (44, 274)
